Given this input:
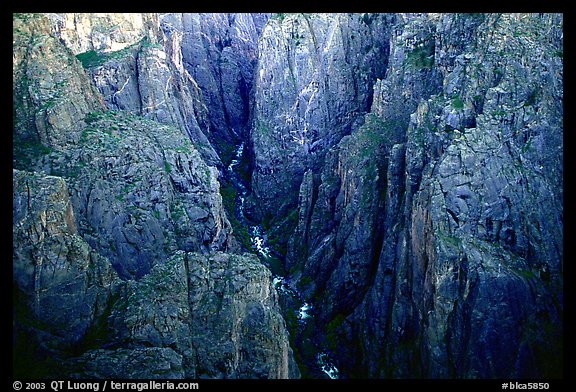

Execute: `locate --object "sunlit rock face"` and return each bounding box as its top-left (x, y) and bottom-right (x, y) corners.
top-left (45, 13), bottom-right (162, 54)
top-left (249, 13), bottom-right (395, 221)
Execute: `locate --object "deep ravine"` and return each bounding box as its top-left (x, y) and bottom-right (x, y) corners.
top-left (225, 141), bottom-right (340, 379)
top-left (13, 12), bottom-right (563, 380)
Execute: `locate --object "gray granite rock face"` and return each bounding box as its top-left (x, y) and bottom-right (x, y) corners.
top-left (248, 13), bottom-right (395, 220)
top-left (285, 13), bottom-right (563, 378)
top-left (74, 251), bottom-right (299, 379)
top-left (13, 12), bottom-right (562, 380)
top-left (13, 169), bottom-right (120, 362)
top-left (45, 13), bottom-right (220, 166)
top-left (34, 110), bottom-right (236, 279)
top-left (159, 13), bottom-right (269, 148)
top-left (13, 170), bottom-right (296, 379)
top-left (13, 14), bottom-right (297, 379)
top-left (13, 14), bottom-right (105, 153)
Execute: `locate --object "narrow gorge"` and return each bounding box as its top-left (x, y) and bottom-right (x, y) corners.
top-left (13, 12), bottom-right (563, 380)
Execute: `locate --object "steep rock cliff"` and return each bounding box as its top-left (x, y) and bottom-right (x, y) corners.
top-left (286, 114), bottom-right (403, 319)
top-left (13, 170), bottom-right (296, 379)
top-left (285, 13), bottom-right (563, 378)
top-left (13, 14), bottom-right (105, 154)
top-left (70, 252), bottom-right (299, 379)
top-left (248, 13), bottom-right (394, 220)
top-left (14, 14), bottom-right (236, 279)
top-left (46, 13), bottom-right (220, 166)
top-left (286, 13), bottom-right (442, 319)
top-left (13, 169), bottom-right (120, 376)
top-left (36, 111), bottom-right (236, 279)
top-left (13, 13), bottom-right (298, 379)
top-left (159, 13), bottom-right (269, 155)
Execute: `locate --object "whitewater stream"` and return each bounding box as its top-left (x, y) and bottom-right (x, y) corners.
top-left (226, 143), bottom-right (340, 379)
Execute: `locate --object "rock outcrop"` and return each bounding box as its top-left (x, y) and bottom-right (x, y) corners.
top-left (36, 110), bottom-right (236, 279)
top-left (66, 252), bottom-right (299, 379)
top-left (286, 114), bottom-right (404, 319)
top-left (13, 169), bottom-right (120, 376)
top-left (45, 13), bottom-right (162, 54)
top-left (13, 170), bottom-right (296, 379)
top-left (13, 13), bottom-right (298, 379)
top-left (45, 13), bottom-right (220, 166)
top-left (185, 252), bottom-right (299, 378)
top-left (284, 13), bottom-right (563, 378)
top-left (13, 14), bottom-right (105, 154)
top-left (14, 14), bottom-right (236, 279)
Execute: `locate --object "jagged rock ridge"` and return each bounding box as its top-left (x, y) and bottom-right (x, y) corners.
top-left (158, 13), bottom-right (269, 160)
top-left (12, 12), bottom-right (298, 379)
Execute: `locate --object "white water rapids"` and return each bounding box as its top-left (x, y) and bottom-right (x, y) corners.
top-left (227, 141), bottom-right (340, 379)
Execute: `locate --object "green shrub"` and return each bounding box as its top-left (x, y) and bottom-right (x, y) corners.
top-left (404, 40), bottom-right (435, 69)
top-left (163, 160), bottom-right (172, 174)
top-left (13, 137), bottom-right (52, 170)
top-left (326, 313), bottom-right (346, 351)
top-left (524, 89), bottom-right (539, 107)
top-left (219, 181), bottom-right (252, 250)
top-left (85, 111), bottom-right (102, 124)
top-left (297, 275), bottom-right (312, 292)
top-left (451, 95), bottom-right (464, 109)
top-left (272, 13), bottom-right (287, 22)
top-left (76, 37), bottom-right (148, 69)
top-left (491, 109), bottom-right (507, 117)
top-left (76, 50), bottom-right (107, 68)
